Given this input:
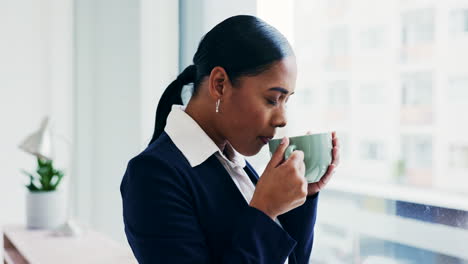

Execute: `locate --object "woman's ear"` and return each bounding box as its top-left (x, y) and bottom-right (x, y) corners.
top-left (208, 66), bottom-right (230, 100)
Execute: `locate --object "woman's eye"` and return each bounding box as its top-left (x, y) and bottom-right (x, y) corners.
top-left (266, 99), bottom-right (278, 106)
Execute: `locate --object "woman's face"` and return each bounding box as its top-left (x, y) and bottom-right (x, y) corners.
top-left (220, 56), bottom-right (297, 156)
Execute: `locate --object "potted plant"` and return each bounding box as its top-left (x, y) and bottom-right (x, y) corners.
top-left (18, 117), bottom-right (67, 229)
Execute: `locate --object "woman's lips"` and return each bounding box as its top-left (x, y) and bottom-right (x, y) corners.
top-left (259, 136), bottom-right (272, 144)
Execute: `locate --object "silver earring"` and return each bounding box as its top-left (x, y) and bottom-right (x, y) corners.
top-left (216, 99), bottom-right (220, 113)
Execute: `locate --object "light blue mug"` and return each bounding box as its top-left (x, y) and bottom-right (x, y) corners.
top-left (268, 132), bottom-right (333, 183)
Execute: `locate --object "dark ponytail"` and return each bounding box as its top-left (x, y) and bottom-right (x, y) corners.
top-left (149, 65), bottom-right (196, 144)
top-left (148, 15), bottom-right (293, 145)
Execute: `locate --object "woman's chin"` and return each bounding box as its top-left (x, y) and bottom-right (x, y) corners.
top-left (238, 145), bottom-right (264, 157)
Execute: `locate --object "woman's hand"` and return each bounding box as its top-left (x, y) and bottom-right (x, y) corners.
top-left (306, 131), bottom-right (340, 196)
top-left (250, 137), bottom-right (307, 220)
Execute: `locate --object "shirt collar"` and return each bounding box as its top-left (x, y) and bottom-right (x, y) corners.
top-left (164, 104), bottom-right (246, 168)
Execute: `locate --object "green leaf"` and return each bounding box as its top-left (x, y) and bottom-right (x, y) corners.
top-left (50, 172), bottom-right (64, 190)
top-left (24, 157), bottom-right (65, 191)
top-left (26, 182), bottom-right (40, 191)
top-left (21, 169), bottom-right (41, 189)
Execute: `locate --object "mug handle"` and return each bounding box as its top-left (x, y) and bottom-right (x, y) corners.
top-left (284, 145), bottom-right (297, 160)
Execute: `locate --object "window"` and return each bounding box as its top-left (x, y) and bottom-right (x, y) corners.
top-left (360, 27), bottom-right (386, 50)
top-left (448, 77), bottom-right (468, 105)
top-left (401, 9), bottom-right (434, 46)
top-left (360, 140), bottom-right (386, 161)
top-left (328, 27), bottom-right (350, 58)
top-left (400, 72), bottom-right (433, 125)
top-left (400, 134), bottom-right (433, 186)
top-left (328, 80), bottom-right (350, 105)
top-left (325, 26), bottom-right (351, 71)
top-left (359, 82), bottom-right (387, 104)
top-left (400, 8), bottom-right (434, 63)
top-left (401, 72), bottom-right (432, 106)
top-left (257, 0), bottom-right (468, 262)
top-left (450, 9), bottom-right (468, 35)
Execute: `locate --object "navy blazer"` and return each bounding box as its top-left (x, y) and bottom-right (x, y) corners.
top-left (120, 132), bottom-right (319, 263)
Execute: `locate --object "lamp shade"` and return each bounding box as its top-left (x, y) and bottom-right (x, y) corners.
top-left (18, 117), bottom-right (54, 160)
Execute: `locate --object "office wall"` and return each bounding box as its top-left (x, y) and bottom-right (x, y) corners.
top-left (0, 0), bottom-right (73, 231)
top-left (74, 0), bottom-right (179, 243)
top-left (179, 0), bottom-right (257, 70)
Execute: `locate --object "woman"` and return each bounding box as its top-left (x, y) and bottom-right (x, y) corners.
top-left (120, 15), bottom-right (340, 264)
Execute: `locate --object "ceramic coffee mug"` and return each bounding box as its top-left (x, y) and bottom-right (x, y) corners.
top-left (268, 132), bottom-right (333, 183)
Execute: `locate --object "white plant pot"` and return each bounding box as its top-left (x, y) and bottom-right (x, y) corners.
top-left (26, 189), bottom-right (67, 229)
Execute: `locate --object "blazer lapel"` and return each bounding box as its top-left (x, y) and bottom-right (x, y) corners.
top-left (197, 155), bottom-right (250, 207)
top-left (243, 161), bottom-right (259, 186)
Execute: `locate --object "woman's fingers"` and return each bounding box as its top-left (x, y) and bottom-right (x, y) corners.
top-left (332, 147), bottom-right (340, 166)
top-left (321, 163), bottom-right (335, 185)
top-left (306, 131), bottom-right (340, 196)
top-left (332, 137), bottom-right (340, 148)
top-left (307, 163), bottom-right (337, 195)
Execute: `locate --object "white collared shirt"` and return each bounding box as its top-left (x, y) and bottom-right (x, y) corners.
top-left (164, 104), bottom-right (255, 204)
top-left (164, 105), bottom-right (288, 264)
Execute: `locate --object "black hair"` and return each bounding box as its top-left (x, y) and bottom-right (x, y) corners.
top-left (148, 15), bottom-right (294, 145)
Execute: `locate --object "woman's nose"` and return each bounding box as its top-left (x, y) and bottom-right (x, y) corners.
top-left (271, 108), bottom-right (287, 128)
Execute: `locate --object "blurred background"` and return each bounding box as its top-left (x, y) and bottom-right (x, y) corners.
top-left (1, 0), bottom-right (468, 263)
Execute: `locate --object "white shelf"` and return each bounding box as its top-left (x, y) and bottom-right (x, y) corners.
top-left (2, 225), bottom-right (136, 264)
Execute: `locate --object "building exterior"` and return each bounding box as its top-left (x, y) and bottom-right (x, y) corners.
top-left (289, 0), bottom-right (468, 195)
